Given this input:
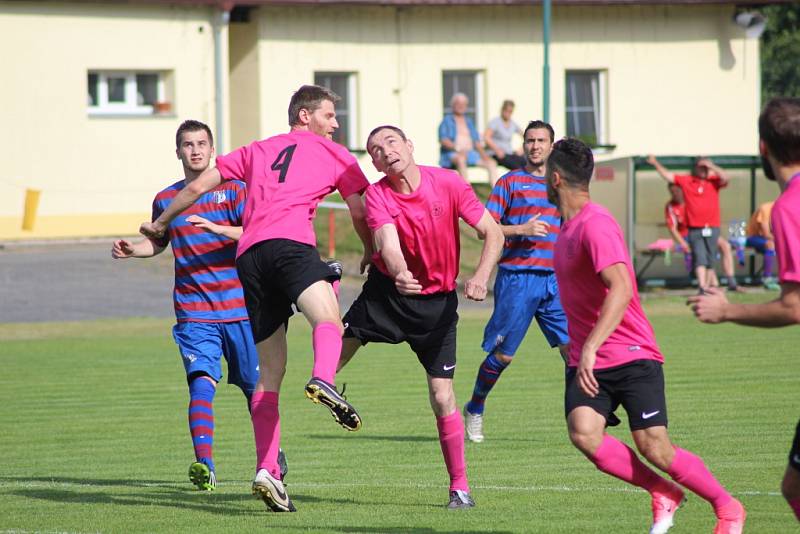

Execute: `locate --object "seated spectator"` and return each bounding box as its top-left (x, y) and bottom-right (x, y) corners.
top-left (439, 93), bottom-right (498, 186)
top-left (484, 100), bottom-right (526, 171)
top-left (746, 201), bottom-right (779, 290)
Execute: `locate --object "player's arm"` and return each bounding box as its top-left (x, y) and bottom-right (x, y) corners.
top-left (483, 126), bottom-right (503, 158)
top-left (140, 167), bottom-right (223, 238)
top-left (344, 192), bottom-right (375, 274)
top-left (499, 214), bottom-right (550, 238)
top-left (464, 209), bottom-right (504, 301)
top-left (704, 159), bottom-right (730, 186)
top-left (647, 154), bottom-right (675, 183)
top-left (578, 262), bottom-right (633, 397)
top-left (688, 283), bottom-right (800, 327)
top-left (667, 225), bottom-right (690, 252)
top-left (373, 223), bottom-right (422, 295)
top-left (186, 215), bottom-right (243, 241)
top-left (111, 238), bottom-right (166, 259)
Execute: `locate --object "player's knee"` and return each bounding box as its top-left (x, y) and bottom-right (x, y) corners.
top-left (568, 430), bottom-right (598, 456)
top-left (782, 470), bottom-right (800, 500)
top-left (635, 438), bottom-right (672, 470)
top-left (495, 352), bottom-right (514, 365)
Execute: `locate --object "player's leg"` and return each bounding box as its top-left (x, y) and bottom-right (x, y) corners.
top-left (465, 270), bottom-right (536, 442)
top-left (566, 364), bottom-right (682, 533)
top-left (336, 337), bottom-right (363, 372)
top-left (172, 321), bottom-right (223, 491)
top-left (250, 327), bottom-right (296, 512)
top-left (782, 420), bottom-right (800, 521)
top-left (716, 236), bottom-right (740, 291)
top-left (413, 299), bottom-right (473, 508)
top-left (624, 360), bottom-right (744, 533)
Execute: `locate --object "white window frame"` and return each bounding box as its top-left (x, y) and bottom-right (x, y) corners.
top-left (88, 71), bottom-right (166, 116)
top-left (565, 70), bottom-right (607, 146)
top-left (442, 70), bottom-right (484, 131)
top-left (314, 71), bottom-right (358, 149)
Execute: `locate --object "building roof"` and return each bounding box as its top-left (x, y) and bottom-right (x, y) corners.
top-left (119, 0), bottom-right (793, 6)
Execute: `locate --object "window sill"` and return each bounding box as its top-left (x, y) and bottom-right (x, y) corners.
top-left (591, 144), bottom-right (617, 155)
top-left (88, 112), bottom-right (177, 119)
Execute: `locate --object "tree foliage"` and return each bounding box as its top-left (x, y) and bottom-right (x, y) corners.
top-left (761, 5), bottom-right (800, 101)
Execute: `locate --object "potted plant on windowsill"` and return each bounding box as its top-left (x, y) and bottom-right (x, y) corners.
top-left (154, 101), bottom-right (172, 114)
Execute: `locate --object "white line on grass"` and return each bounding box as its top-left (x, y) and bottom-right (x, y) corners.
top-left (0, 479), bottom-right (782, 497)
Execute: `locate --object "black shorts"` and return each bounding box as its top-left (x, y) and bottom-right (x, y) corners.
top-left (790, 419), bottom-right (800, 472)
top-left (565, 359), bottom-right (668, 431)
top-left (343, 267), bottom-right (458, 378)
top-left (235, 239), bottom-right (338, 344)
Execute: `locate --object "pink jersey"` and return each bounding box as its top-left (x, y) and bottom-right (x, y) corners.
top-left (772, 173), bottom-right (800, 284)
top-left (554, 202), bottom-right (664, 369)
top-left (366, 165), bottom-right (485, 294)
top-left (215, 130), bottom-right (368, 257)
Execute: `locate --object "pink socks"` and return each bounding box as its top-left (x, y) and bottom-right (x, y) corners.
top-left (250, 391), bottom-right (282, 479)
top-left (311, 322), bottom-right (342, 384)
top-left (590, 434), bottom-right (666, 492)
top-left (667, 447), bottom-right (732, 512)
top-left (436, 411), bottom-right (469, 492)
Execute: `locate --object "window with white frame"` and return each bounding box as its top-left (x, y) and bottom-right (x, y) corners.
top-left (87, 71), bottom-right (170, 115)
top-left (565, 70), bottom-right (606, 146)
top-left (442, 70), bottom-right (484, 130)
top-left (314, 72), bottom-right (358, 149)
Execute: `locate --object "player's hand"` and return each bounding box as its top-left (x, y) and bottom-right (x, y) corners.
top-left (577, 348), bottom-right (599, 397)
top-left (686, 287), bottom-right (729, 323)
top-left (646, 154), bottom-right (658, 166)
top-left (395, 270), bottom-right (422, 295)
top-left (359, 252), bottom-right (371, 274)
top-left (186, 215), bottom-right (220, 235)
top-left (465, 276), bottom-right (488, 301)
top-left (111, 239), bottom-right (135, 259)
top-left (518, 214), bottom-right (550, 237)
top-left (140, 221), bottom-right (165, 239)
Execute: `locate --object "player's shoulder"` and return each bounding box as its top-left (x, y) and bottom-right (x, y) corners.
top-left (582, 202), bottom-right (619, 228)
top-left (154, 179), bottom-right (184, 201)
top-left (422, 165), bottom-right (463, 184)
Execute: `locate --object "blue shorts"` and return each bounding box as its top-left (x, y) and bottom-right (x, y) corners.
top-left (442, 149), bottom-right (481, 168)
top-left (482, 269), bottom-right (569, 356)
top-left (746, 235), bottom-right (769, 254)
top-left (172, 320), bottom-right (260, 395)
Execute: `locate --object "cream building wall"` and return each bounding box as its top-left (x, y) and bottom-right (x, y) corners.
top-left (246, 3), bottom-right (759, 175)
top-left (1, 1), bottom-right (761, 240)
top-left (0, 1), bottom-right (218, 240)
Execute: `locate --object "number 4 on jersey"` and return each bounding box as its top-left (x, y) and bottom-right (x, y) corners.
top-left (271, 144), bottom-right (297, 183)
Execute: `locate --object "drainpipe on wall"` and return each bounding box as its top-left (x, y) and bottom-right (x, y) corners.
top-left (214, 3), bottom-right (232, 154)
top-left (542, 0), bottom-right (551, 123)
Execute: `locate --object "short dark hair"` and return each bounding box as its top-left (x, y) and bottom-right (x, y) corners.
top-left (288, 85), bottom-right (340, 127)
top-left (759, 97), bottom-right (800, 165)
top-left (547, 137), bottom-right (594, 189)
top-left (366, 125), bottom-right (407, 149)
top-left (175, 120), bottom-right (213, 150)
top-left (523, 120), bottom-right (555, 142)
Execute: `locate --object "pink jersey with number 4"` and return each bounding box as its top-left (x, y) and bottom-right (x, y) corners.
top-left (366, 165), bottom-right (485, 294)
top-left (772, 173), bottom-right (800, 284)
top-left (215, 130), bottom-right (369, 257)
top-left (554, 202), bottom-right (664, 369)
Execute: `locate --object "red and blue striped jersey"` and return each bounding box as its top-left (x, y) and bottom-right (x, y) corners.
top-left (486, 170), bottom-right (561, 271)
top-left (151, 179), bottom-right (248, 323)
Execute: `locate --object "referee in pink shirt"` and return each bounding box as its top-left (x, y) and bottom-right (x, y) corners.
top-left (548, 137), bottom-right (745, 534)
top-left (337, 125), bottom-right (504, 509)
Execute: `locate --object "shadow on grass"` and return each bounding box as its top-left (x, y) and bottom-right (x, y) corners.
top-left (304, 433), bottom-right (437, 443)
top-left (333, 529), bottom-right (513, 534)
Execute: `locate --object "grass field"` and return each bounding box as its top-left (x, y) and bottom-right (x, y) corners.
top-left (1, 295), bottom-right (798, 533)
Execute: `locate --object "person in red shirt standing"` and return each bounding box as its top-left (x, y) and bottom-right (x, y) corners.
top-left (664, 183), bottom-right (740, 289)
top-left (337, 125), bottom-right (504, 509)
top-left (649, 155), bottom-right (738, 292)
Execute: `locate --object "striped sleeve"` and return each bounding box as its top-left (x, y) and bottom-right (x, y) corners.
top-left (485, 178), bottom-right (510, 222)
